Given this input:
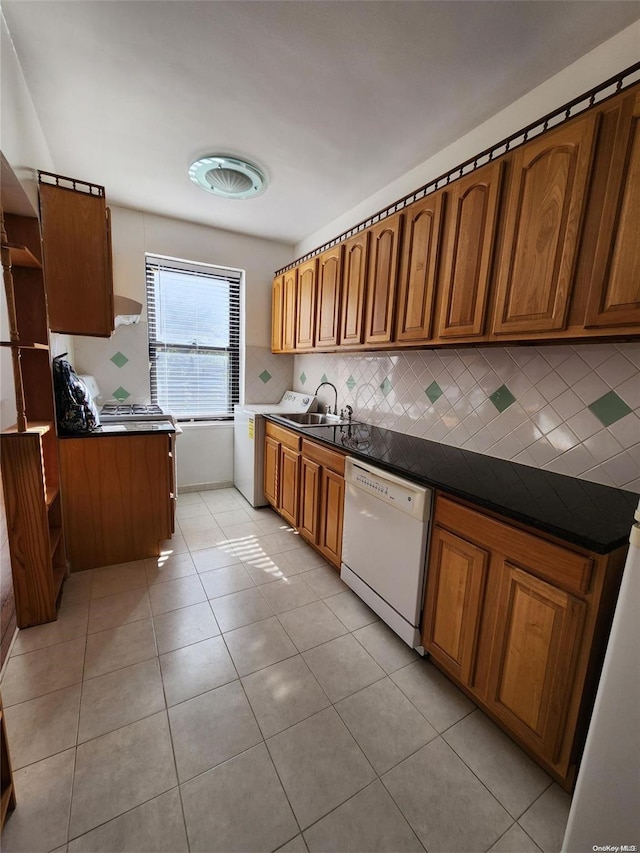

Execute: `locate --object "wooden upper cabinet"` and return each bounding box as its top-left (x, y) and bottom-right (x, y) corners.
top-left (492, 113), bottom-right (599, 335)
top-left (584, 88), bottom-right (640, 328)
top-left (282, 268), bottom-right (297, 352)
top-left (295, 258), bottom-right (317, 350)
top-left (364, 212), bottom-right (403, 345)
top-left (487, 561), bottom-right (586, 764)
top-left (316, 246), bottom-right (343, 348)
top-left (39, 179), bottom-right (114, 337)
top-left (438, 161), bottom-right (504, 339)
top-left (395, 192), bottom-right (446, 343)
top-left (271, 275), bottom-right (284, 353)
top-left (340, 230), bottom-right (369, 347)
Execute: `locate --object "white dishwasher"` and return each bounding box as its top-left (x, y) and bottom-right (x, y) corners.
top-left (341, 457), bottom-right (433, 649)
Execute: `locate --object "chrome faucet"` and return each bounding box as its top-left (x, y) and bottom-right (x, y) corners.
top-left (315, 381), bottom-right (338, 416)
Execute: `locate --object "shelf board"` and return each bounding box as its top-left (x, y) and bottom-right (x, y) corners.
top-left (2, 420), bottom-right (54, 436)
top-left (49, 527), bottom-right (63, 559)
top-left (1, 782), bottom-right (15, 827)
top-left (0, 340), bottom-right (49, 351)
top-left (1, 243), bottom-right (42, 269)
top-left (52, 559), bottom-right (66, 599)
top-left (46, 485), bottom-right (60, 508)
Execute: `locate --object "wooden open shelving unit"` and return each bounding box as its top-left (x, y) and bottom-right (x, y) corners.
top-left (0, 693), bottom-right (16, 829)
top-left (1, 210), bottom-right (67, 628)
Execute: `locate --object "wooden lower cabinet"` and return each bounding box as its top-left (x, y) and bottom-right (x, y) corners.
top-left (423, 526), bottom-right (488, 687)
top-left (422, 493), bottom-right (626, 790)
top-left (265, 423), bottom-right (345, 570)
top-left (59, 433), bottom-right (173, 570)
top-left (264, 422), bottom-right (301, 528)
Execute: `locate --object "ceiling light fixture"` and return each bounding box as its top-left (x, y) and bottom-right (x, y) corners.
top-left (188, 155), bottom-right (266, 200)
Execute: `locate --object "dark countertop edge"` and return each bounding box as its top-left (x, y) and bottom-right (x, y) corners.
top-left (58, 422), bottom-right (176, 438)
top-left (265, 415), bottom-right (633, 555)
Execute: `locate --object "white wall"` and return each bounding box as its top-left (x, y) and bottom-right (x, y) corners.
top-left (109, 205), bottom-right (293, 348)
top-left (176, 423), bottom-right (234, 492)
top-left (295, 21), bottom-right (640, 256)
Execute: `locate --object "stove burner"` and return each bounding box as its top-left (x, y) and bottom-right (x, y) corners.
top-left (98, 403), bottom-right (172, 422)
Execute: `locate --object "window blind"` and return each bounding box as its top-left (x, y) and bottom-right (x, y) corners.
top-left (146, 254), bottom-right (241, 420)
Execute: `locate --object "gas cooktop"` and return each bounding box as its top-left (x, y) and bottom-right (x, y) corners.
top-left (99, 403), bottom-right (169, 421)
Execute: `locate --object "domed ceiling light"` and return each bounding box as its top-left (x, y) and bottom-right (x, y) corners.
top-left (188, 155), bottom-right (266, 199)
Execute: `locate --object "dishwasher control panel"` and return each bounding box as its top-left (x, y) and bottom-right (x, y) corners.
top-left (347, 458), bottom-right (431, 521)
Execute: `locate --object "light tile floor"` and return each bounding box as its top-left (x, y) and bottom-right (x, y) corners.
top-left (0, 488), bottom-right (572, 853)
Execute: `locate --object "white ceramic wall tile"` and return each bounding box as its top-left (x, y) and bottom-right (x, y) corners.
top-left (292, 343), bottom-right (640, 492)
top-left (244, 346), bottom-right (293, 404)
top-left (74, 323), bottom-right (151, 404)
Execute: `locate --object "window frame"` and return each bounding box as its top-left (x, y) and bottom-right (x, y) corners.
top-left (146, 254), bottom-right (242, 421)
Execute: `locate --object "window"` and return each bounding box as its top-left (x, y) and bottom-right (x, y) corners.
top-left (146, 255), bottom-right (241, 419)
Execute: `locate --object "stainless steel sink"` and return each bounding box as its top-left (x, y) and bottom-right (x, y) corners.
top-left (278, 412), bottom-right (357, 427)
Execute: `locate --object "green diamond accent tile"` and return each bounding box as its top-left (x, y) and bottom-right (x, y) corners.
top-left (299, 372), bottom-right (307, 385)
top-left (110, 351), bottom-right (129, 368)
top-left (259, 370), bottom-right (272, 384)
top-left (425, 381), bottom-right (443, 404)
top-left (346, 375), bottom-right (356, 391)
top-left (380, 377), bottom-right (392, 397)
top-left (489, 384), bottom-right (516, 413)
top-left (112, 386), bottom-right (131, 402)
top-left (321, 373), bottom-right (329, 384)
top-left (588, 390), bottom-right (632, 427)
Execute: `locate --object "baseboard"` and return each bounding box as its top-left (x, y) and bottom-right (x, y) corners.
top-left (178, 481), bottom-right (235, 494)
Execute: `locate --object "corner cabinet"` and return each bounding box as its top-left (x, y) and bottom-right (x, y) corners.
top-left (422, 494), bottom-right (626, 790)
top-left (1, 212), bottom-right (68, 628)
top-left (38, 172), bottom-right (114, 337)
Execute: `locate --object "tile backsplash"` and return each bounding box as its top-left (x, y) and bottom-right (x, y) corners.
top-left (73, 323), bottom-right (151, 405)
top-left (294, 342), bottom-right (640, 493)
top-left (73, 332), bottom-right (295, 409)
top-left (244, 346), bottom-right (293, 404)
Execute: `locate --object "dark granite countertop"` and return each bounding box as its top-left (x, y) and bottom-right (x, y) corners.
top-left (58, 421), bottom-right (176, 438)
top-left (266, 415), bottom-right (637, 554)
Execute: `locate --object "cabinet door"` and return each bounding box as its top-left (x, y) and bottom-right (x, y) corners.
top-left (492, 114), bottom-right (598, 334)
top-left (316, 246), bottom-right (343, 348)
top-left (584, 88), bottom-right (640, 328)
top-left (395, 192), bottom-right (445, 342)
top-left (271, 276), bottom-right (284, 353)
top-left (296, 259), bottom-right (317, 350)
top-left (282, 268), bottom-right (297, 352)
top-left (487, 562), bottom-right (586, 764)
top-left (317, 468), bottom-right (344, 569)
top-left (438, 161), bottom-right (504, 339)
top-left (340, 231), bottom-right (369, 347)
top-left (364, 213), bottom-right (403, 345)
top-left (298, 457), bottom-right (320, 544)
top-left (263, 436), bottom-right (280, 508)
top-left (279, 446), bottom-right (300, 527)
top-left (39, 181), bottom-right (114, 337)
top-left (422, 526), bottom-right (489, 686)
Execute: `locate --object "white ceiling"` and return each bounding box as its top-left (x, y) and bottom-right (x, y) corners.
top-left (3, 1), bottom-right (639, 246)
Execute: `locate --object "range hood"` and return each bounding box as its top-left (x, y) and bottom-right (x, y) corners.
top-left (113, 295), bottom-right (142, 328)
